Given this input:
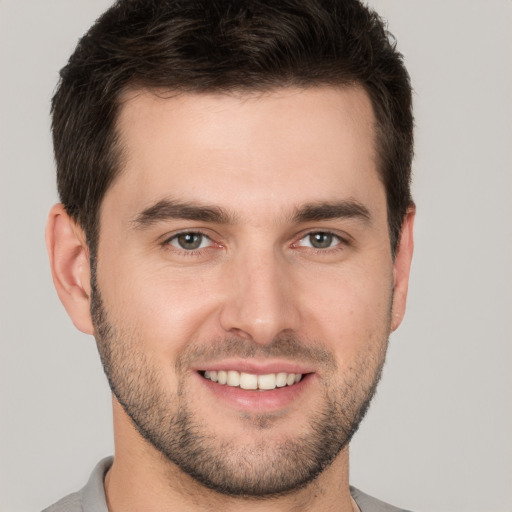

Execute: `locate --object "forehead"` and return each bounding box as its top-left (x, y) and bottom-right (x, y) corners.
top-left (105, 86), bottom-right (383, 223)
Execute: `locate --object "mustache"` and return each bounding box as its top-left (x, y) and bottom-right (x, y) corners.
top-left (175, 334), bottom-right (338, 373)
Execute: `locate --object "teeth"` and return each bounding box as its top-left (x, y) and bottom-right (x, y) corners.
top-left (227, 370), bottom-right (240, 387)
top-left (203, 370), bottom-right (303, 390)
top-left (257, 373), bottom-right (276, 390)
top-left (240, 372), bottom-right (258, 390)
top-left (276, 372), bottom-right (287, 387)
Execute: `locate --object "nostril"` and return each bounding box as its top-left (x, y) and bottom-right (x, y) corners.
top-left (226, 327), bottom-right (255, 342)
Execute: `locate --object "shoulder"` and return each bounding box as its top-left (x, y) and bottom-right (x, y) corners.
top-left (41, 457), bottom-right (113, 512)
top-left (41, 491), bottom-right (82, 512)
top-left (350, 486), bottom-right (413, 512)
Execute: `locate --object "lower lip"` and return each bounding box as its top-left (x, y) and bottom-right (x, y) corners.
top-left (197, 373), bottom-right (314, 412)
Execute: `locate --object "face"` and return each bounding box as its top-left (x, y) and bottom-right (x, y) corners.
top-left (92, 87), bottom-right (403, 496)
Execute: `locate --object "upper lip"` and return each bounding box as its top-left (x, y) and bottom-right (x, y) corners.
top-left (193, 358), bottom-right (316, 375)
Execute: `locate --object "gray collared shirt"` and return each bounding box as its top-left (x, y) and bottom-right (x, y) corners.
top-left (42, 457), bottom-right (412, 512)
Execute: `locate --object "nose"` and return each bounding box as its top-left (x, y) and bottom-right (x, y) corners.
top-left (219, 248), bottom-right (301, 345)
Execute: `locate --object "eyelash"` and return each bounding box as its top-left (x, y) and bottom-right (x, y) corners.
top-left (162, 231), bottom-right (218, 256)
top-left (161, 230), bottom-right (349, 256)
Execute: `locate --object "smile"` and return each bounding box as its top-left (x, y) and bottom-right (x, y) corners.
top-left (203, 370), bottom-right (302, 390)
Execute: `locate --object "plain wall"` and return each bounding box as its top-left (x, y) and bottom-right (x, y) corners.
top-left (0, 1), bottom-right (511, 511)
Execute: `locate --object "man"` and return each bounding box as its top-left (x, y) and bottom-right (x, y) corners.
top-left (44, 0), bottom-right (414, 510)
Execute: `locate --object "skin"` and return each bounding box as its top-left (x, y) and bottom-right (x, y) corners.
top-left (47, 86), bottom-right (414, 512)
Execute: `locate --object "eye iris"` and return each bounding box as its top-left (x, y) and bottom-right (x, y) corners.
top-left (310, 232), bottom-right (332, 249)
top-left (177, 233), bottom-right (202, 250)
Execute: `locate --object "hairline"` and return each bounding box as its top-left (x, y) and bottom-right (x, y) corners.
top-left (86, 81), bottom-right (402, 272)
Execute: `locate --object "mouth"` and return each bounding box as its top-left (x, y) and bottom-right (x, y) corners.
top-left (200, 370), bottom-right (303, 390)
top-left (196, 362), bottom-right (317, 414)
top-left (194, 361), bottom-right (315, 412)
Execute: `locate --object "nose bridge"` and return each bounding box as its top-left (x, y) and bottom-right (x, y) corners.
top-left (219, 243), bottom-right (299, 344)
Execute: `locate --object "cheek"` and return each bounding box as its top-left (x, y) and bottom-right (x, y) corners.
top-left (97, 237), bottom-right (393, 366)
top-left (296, 264), bottom-right (393, 356)
top-left (98, 259), bottom-right (223, 356)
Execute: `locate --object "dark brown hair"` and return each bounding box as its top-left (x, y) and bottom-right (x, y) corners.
top-left (52, 0), bottom-right (414, 258)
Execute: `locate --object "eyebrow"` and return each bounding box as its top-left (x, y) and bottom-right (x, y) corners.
top-left (131, 197), bottom-right (371, 230)
top-left (131, 199), bottom-right (236, 229)
top-left (293, 200), bottom-right (371, 224)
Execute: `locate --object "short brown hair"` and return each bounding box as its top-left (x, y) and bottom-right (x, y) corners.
top-left (52, 0), bottom-right (414, 257)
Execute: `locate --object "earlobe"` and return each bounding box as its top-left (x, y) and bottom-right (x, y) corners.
top-left (46, 204), bottom-right (94, 335)
top-left (390, 207), bottom-right (415, 332)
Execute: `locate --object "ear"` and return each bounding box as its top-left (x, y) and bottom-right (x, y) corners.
top-left (46, 204), bottom-right (94, 335)
top-left (390, 207), bottom-right (415, 332)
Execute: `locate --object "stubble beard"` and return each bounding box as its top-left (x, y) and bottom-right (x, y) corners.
top-left (91, 285), bottom-right (389, 498)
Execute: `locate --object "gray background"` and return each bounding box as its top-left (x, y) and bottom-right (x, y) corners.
top-left (1, 1), bottom-right (511, 511)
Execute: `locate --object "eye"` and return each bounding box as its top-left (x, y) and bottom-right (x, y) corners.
top-left (297, 232), bottom-right (341, 249)
top-left (167, 232), bottom-right (212, 251)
